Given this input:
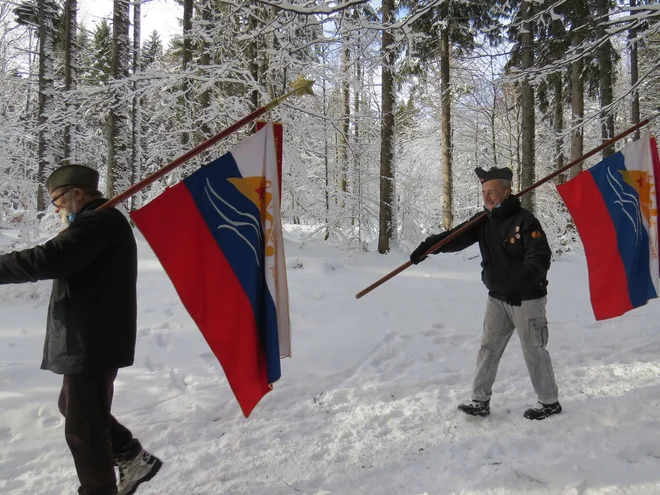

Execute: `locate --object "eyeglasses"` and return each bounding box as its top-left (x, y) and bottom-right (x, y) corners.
top-left (50, 187), bottom-right (74, 207)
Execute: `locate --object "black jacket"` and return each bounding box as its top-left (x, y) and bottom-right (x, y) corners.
top-left (423, 195), bottom-right (551, 301)
top-left (0, 199), bottom-right (138, 374)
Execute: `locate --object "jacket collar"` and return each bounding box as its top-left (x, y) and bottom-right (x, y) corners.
top-left (487, 194), bottom-right (521, 218)
top-left (78, 198), bottom-right (109, 214)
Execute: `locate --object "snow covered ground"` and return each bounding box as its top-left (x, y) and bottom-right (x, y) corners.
top-left (2, 226), bottom-right (660, 494)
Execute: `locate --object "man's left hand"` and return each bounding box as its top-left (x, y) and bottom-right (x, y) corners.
top-left (505, 286), bottom-right (522, 306)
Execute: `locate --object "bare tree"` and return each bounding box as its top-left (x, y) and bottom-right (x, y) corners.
top-left (378, 0), bottom-right (396, 253)
top-left (630, 0), bottom-right (640, 141)
top-left (107, 0), bottom-right (131, 197)
top-left (62, 0), bottom-right (77, 166)
top-left (596, 0), bottom-right (615, 158)
top-left (130, 0), bottom-right (142, 207)
top-left (36, 0), bottom-right (57, 210)
top-left (181, 0), bottom-right (193, 148)
top-left (339, 33), bottom-right (350, 201)
top-left (569, 0), bottom-right (587, 178)
top-left (519, 0), bottom-right (535, 211)
top-left (440, 1), bottom-right (452, 230)
top-left (198, 0), bottom-right (213, 141)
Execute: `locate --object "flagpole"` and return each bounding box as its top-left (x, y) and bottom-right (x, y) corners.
top-left (355, 110), bottom-right (660, 300)
top-left (99, 76), bottom-right (315, 211)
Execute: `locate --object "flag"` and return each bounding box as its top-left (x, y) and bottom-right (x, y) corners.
top-left (557, 134), bottom-right (660, 320)
top-left (131, 122), bottom-right (291, 416)
top-left (256, 121), bottom-right (283, 196)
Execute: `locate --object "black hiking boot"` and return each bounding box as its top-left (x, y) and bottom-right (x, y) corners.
top-left (523, 401), bottom-right (562, 420)
top-left (458, 399), bottom-right (490, 417)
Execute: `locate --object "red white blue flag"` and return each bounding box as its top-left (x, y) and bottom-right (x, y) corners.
top-left (557, 134), bottom-right (660, 320)
top-left (131, 123), bottom-right (291, 416)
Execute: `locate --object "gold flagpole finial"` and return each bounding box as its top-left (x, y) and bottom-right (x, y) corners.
top-left (290, 75), bottom-right (315, 96)
top-left (102, 76), bottom-right (315, 210)
top-left (265, 76), bottom-right (315, 111)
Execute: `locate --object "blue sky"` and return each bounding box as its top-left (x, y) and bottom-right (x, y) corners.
top-left (78, 0), bottom-right (182, 44)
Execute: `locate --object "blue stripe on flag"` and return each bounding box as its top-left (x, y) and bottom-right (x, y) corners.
top-left (589, 152), bottom-right (657, 308)
top-left (184, 152), bottom-right (281, 384)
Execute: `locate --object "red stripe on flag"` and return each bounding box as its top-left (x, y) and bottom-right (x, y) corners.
top-left (131, 183), bottom-right (270, 417)
top-left (557, 172), bottom-right (633, 320)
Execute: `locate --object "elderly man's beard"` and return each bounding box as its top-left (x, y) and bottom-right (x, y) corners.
top-left (59, 208), bottom-right (70, 226)
top-left (58, 199), bottom-right (75, 226)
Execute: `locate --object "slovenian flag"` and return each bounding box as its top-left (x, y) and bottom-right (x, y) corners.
top-left (557, 134), bottom-right (660, 320)
top-left (131, 123), bottom-right (291, 416)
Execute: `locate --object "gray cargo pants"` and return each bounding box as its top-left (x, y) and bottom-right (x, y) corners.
top-left (472, 296), bottom-right (559, 404)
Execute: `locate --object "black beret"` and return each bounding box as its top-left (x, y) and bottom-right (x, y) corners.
top-left (46, 165), bottom-right (100, 194)
top-left (475, 166), bottom-right (513, 184)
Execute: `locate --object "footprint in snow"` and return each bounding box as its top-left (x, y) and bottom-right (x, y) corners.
top-left (169, 368), bottom-right (188, 391)
top-left (40, 415), bottom-right (61, 429)
top-left (199, 352), bottom-right (219, 369)
top-left (144, 354), bottom-right (163, 372)
top-left (154, 331), bottom-right (172, 349)
top-left (38, 405), bottom-right (61, 429)
top-left (138, 327), bottom-right (151, 338)
top-left (0, 426), bottom-right (11, 442)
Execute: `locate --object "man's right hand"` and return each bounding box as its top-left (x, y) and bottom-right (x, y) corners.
top-left (410, 242), bottom-right (431, 265)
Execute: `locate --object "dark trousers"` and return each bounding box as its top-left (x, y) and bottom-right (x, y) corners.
top-left (58, 370), bottom-right (141, 495)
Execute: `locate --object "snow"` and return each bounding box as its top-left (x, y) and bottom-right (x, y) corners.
top-left (2, 227), bottom-right (660, 494)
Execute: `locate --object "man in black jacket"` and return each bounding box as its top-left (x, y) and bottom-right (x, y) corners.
top-left (0, 165), bottom-right (161, 495)
top-left (410, 166), bottom-right (561, 420)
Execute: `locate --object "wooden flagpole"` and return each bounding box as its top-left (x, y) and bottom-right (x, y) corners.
top-left (99, 76), bottom-right (315, 211)
top-left (355, 110), bottom-right (660, 300)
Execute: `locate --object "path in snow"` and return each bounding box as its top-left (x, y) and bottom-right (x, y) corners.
top-left (1, 231), bottom-right (660, 494)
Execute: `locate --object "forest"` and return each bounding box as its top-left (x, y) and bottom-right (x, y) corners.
top-left (0, 0), bottom-right (658, 254)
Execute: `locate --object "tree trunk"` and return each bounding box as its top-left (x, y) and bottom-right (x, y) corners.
top-left (323, 51), bottom-right (330, 241)
top-left (63, 0), bottom-right (77, 167)
top-left (198, 0), bottom-right (213, 141)
top-left (554, 75), bottom-right (565, 185)
top-left (340, 41), bottom-right (350, 201)
top-left (570, 20), bottom-right (584, 179)
top-left (596, 0), bottom-right (615, 158)
top-left (490, 87), bottom-right (497, 168)
top-left (181, 0), bottom-right (193, 148)
top-left (378, 0), bottom-right (396, 254)
top-left (630, 0), bottom-right (640, 141)
top-left (37, 0), bottom-right (56, 211)
top-left (354, 53), bottom-right (362, 230)
top-left (107, 0), bottom-right (130, 197)
top-left (248, 9), bottom-right (259, 115)
top-left (25, 27), bottom-right (34, 116)
top-left (519, 0), bottom-right (535, 212)
top-left (440, 1), bottom-right (452, 230)
top-left (130, 0), bottom-right (142, 209)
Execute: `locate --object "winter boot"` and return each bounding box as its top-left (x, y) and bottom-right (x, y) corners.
top-left (523, 401), bottom-right (562, 420)
top-left (458, 399), bottom-right (490, 417)
top-left (116, 449), bottom-right (162, 495)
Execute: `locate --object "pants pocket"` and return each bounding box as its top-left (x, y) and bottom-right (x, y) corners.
top-left (528, 316), bottom-right (548, 348)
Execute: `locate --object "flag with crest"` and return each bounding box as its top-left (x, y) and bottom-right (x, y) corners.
top-left (131, 122), bottom-right (291, 416)
top-left (557, 134), bottom-right (660, 320)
